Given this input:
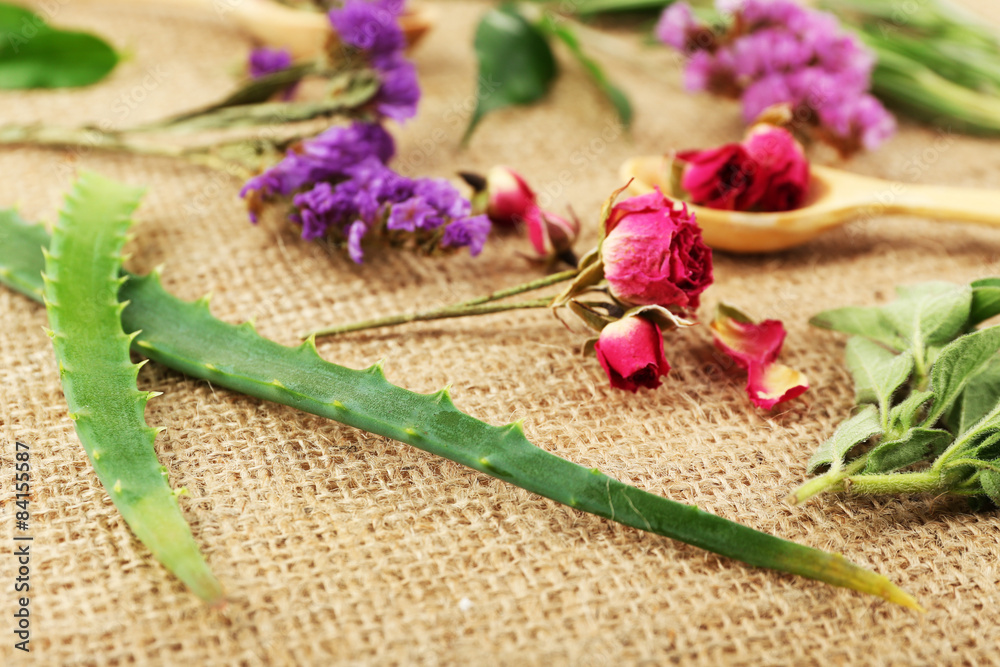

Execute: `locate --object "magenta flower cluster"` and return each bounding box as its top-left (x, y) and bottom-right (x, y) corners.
top-left (657, 0), bottom-right (895, 152)
top-left (329, 0), bottom-right (420, 122)
top-left (241, 122), bottom-right (490, 263)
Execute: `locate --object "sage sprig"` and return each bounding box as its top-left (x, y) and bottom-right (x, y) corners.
top-left (791, 278), bottom-right (1000, 504)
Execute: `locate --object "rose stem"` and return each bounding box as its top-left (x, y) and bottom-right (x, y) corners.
top-left (307, 297), bottom-right (553, 339)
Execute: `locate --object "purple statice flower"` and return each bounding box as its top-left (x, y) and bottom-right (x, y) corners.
top-left (346, 220), bottom-right (369, 264)
top-left (442, 215), bottom-right (491, 257)
top-left (328, 0), bottom-right (420, 123)
top-left (657, 0), bottom-right (895, 153)
top-left (387, 197), bottom-right (438, 232)
top-left (248, 47), bottom-right (292, 79)
top-left (240, 121), bottom-right (396, 205)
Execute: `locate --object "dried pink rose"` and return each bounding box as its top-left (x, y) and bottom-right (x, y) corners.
top-left (676, 125), bottom-right (810, 213)
top-left (710, 304), bottom-right (808, 409)
top-left (601, 188), bottom-right (713, 312)
top-left (594, 316), bottom-right (670, 392)
top-left (742, 125), bottom-right (810, 211)
top-left (485, 166), bottom-right (536, 228)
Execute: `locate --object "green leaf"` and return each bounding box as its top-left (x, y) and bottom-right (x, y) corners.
top-left (573, 0), bottom-right (672, 15)
top-left (945, 356), bottom-right (1000, 436)
top-left (844, 337), bottom-right (913, 419)
top-left (887, 390), bottom-right (934, 435)
top-left (809, 306), bottom-right (905, 350)
top-left (979, 468), bottom-right (1000, 505)
top-left (0, 28), bottom-right (118, 89)
top-left (0, 3), bottom-right (47, 33)
top-left (463, 5), bottom-right (558, 144)
top-left (969, 277), bottom-right (1000, 327)
top-left (807, 405), bottom-right (883, 474)
top-left (925, 325), bottom-right (1000, 425)
top-left (538, 16), bottom-right (632, 128)
top-left (882, 282), bottom-right (972, 357)
top-left (865, 428), bottom-right (952, 474)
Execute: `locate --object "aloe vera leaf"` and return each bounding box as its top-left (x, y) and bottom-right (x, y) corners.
top-left (0, 213), bottom-right (917, 609)
top-left (39, 173), bottom-right (222, 603)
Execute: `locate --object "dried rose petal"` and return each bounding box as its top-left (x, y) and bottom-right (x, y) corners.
top-left (747, 362), bottom-right (809, 410)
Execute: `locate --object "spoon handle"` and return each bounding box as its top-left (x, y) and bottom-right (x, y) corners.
top-left (882, 181), bottom-right (1000, 226)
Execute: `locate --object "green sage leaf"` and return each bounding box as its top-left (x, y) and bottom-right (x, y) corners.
top-left (969, 277), bottom-right (1000, 327)
top-left (807, 405), bottom-right (883, 474)
top-left (573, 0), bottom-right (671, 15)
top-left (0, 6), bottom-right (117, 89)
top-left (925, 325), bottom-right (1000, 425)
top-left (865, 428), bottom-right (952, 474)
top-left (463, 4), bottom-right (558, 144)
top-left (945, 356), bottom-right (1000, 436)
top-left (844, 337), bottom-right (913, 419)
top-left (538, 16), bottom-right (632, 129)
top-left (979, 468), bottom-right (1000, 505)
top-left (882, 282), bottom-right (972, 358)
top-left (887, 390), bottom-right (934, 436)
top-left (809, 306), bottom-right (905, 351)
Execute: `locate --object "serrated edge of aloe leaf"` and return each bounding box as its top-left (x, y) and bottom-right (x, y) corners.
top-left (40, 173), bottom-right (222, 603)
top-left (0, 208), bottom-right (918, 610)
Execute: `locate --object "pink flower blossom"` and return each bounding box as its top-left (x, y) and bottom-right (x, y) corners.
top-left (594, 316), bottom-right (670, 392)
top-left (677, 125), bottom-right (810, 212)
top-left (601, 189), bottom-right (713, 312)
top-left (525, 207), bottom-right (579, 261)
top-left (710, 304), bottom-right (808, 410)
top-left (485, 166), bottom-right (536, 228)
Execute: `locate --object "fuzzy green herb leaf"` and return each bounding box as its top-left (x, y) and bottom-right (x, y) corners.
top-left (41, 172), bottom-right (222, 602)
top-left (807, 405), bottom-right (883, 474)
top-left (945, 356), bottom-right (1000, 436)
top-left (969, 278), bottom-right (1000, 327)
top-left (980, 468), bottom-right (1000, 505)
top-left (809, 306), bottom-right (905, 351)
top-left (845, 337), bottom-right (912, 420)
top-left (463, 4), bottom-right (558, 144)
top-left (0, 3), bottom-right (117, 89)
top-left (882, 282), bottom-right (972, 356)
top-left (887, 390), bottom-right (934, 435)
top-left (865, 428), bottom-right (952, 474)
top-left (924, 325), bottom-right (1000, 426)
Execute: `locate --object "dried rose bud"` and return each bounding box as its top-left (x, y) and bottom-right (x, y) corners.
top-left (594, 316), bottom-right (670, 392)
top-left (485, 165), bottom-right (536, 228)
top-left (675, 125), bottom-right (810, 212)
top-left (710, 304), bottom-right (808, 410)
top-left (525, 207), bottom-right (580, 261)
top-left (601, 189), bottom-right (713, 313)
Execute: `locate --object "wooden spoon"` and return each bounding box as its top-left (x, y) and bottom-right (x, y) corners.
top-left (620, 154), bottom-right (1000, 253)
top-left (99, 0), bottom-right (433, 59)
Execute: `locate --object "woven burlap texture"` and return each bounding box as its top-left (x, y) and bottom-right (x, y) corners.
top-left (3, 1), bottom-right (1000, 664)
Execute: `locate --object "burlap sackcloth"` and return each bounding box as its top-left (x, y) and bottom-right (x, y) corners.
top-left (2, 0), bottom-right (1000, 664)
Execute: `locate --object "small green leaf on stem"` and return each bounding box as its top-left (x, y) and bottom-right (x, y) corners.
top-left (865, 428), bottom-right (952, 474)
top-left (969, 277), bottom-right (1000, 327)
top-left (923, 325), bottom-right (1000, 426)
top-left (844, 337), bottom-right (913, 421)
top-left (809, 306), bottom-right (905, 351)
top-left (537, 15), bottom-right (632, 129)
top-left (463, 4), bottom-right (558, 145)
top-left (807, 405), bottom-right (883, 474)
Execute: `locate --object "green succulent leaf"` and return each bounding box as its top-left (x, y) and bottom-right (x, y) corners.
top-left (924, 325), bottom-right (1000, 426)
top-left (844, 337), bottom-right (913, 420)
top-left (865, 428), bottom-right (952, 474)
top-left (0, 3), bottom-right (118, 89)
top-left (463, 4), bottom-right (558, 144)
top-left (0, 206), bottom-right (919, 610)
top-left (538, 16), bottom-right (632, 129)
top-left (807, 405), bottom-right (883, 474)
top-left (41, 172), bottom-right (221, 602)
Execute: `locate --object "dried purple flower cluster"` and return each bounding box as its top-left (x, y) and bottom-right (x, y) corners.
top-left (657, 0), bottom-right (895, 153)
top-left (248, 47), bottom-right (293, 79)
top-left (241, 122), bottom-right (489, 263)
top-left (329, 0), bottom-right (419, 122)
